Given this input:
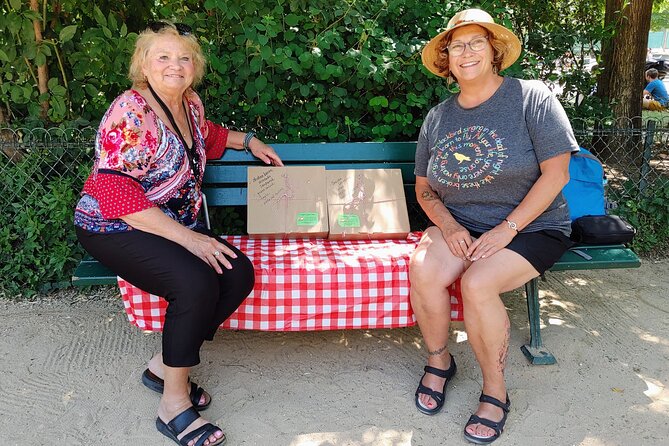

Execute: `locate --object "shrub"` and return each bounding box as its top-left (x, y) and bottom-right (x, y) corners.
top-left (612, 180), bottom-right (669, 255)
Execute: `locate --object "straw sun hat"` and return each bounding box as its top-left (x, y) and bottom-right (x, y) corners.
top-left (421, 8), bottom-right (522, 78)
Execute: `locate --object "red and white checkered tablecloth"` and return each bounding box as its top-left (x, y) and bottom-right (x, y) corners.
top-left (118, 231), bottom-right (463, 332)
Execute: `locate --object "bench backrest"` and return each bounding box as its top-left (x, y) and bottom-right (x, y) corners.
top-left (202, 142), bottom-right (418, 207)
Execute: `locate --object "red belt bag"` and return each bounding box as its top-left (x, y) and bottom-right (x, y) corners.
top-left (570, 215), bottom-right (636, 245)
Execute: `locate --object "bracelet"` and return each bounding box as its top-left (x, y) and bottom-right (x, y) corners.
top-left (243, 131), bottom-right (256, 153)
top-left (504, 218), bottom-right (519, 232)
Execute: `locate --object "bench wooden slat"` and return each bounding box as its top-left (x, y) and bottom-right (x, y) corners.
top-left (212, 142), bottom-right (417, 163)
top-left (203, 162), bottom-right (417, 184)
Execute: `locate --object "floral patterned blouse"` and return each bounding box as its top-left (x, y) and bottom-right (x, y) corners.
top-left (74, 89), bottom-right (229, 233)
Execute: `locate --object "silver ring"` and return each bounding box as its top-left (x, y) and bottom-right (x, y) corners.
top-left (459, 240), bottom-right (465, 244)
top-left (213, 251), bottom-right (220, 257)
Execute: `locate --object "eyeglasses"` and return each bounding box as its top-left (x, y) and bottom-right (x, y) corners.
top-left (148, 21), bottom-right (193, 36)
top-left (447, 36), bottom-right (489, 57)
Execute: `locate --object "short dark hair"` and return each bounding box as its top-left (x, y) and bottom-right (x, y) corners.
top-left (646, 68), bottom-right (659, 79)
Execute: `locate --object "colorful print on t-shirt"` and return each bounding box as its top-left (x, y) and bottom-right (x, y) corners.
top-left (430, 125), bottom-right (508, 190)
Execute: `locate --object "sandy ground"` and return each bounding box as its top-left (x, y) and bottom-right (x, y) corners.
top-left (0, 261), bottom-right (668, 446)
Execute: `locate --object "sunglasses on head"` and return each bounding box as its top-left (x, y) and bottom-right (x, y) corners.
top-left (148, 21), bottom-right (193, 36)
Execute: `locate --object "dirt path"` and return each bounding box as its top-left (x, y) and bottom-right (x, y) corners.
top-left (0, 261), bottom-right (667, 445)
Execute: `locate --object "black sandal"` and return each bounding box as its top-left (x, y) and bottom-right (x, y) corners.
top-left (414, 354), bottom-right (457, 415)
top-left (463, 393), bottom-right (511, 444)
top-left (142, 369), bottom-right (211, 411)
top-left (156, 406), bottom-right (226, 446)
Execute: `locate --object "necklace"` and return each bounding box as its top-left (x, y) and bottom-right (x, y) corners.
top-left (146, 83), bottom-right (200, 182)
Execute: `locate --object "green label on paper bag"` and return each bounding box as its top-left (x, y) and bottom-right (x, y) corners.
top-left (296, 212), bottom-right (319, 226)
top-left (337, 214), bottom-right (361, 228)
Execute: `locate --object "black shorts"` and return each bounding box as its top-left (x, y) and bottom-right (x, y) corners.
top-left (469, 229), bottom-right (573, 275)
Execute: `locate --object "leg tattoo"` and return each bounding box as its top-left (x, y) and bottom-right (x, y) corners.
top-left (428, 344), bottom-right (449, 357)
top-left (497, 318), bottom-right (511, 374)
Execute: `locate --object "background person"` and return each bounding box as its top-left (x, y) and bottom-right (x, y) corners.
top-left (74, 21), bottom-right (283, 446)
top-left (410, 8), bottom-right (578, 444)
top-left (643, 68), bottom-right (669, 110)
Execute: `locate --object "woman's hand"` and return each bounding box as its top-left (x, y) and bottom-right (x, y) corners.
top-left (249, 139), bottom-right (284, 166)
top-left (184, 231), bottom-right (238, 274)
top-left (467, 223), bottom-right (516, 261)
top-left (441, 221), bottom-right (473, 260)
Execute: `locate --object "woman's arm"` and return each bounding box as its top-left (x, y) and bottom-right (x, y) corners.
top-left (226, 130), bottom-right (284, 166)
top-left (121, 208), bottom-right (237, 274)
top-left (416, 176), bottom-right (472, 259)
top-left (467, 152), bottom-right (571, 261)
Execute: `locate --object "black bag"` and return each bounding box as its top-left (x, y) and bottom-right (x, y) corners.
top-left (570, 215), bottom-right (636, 245)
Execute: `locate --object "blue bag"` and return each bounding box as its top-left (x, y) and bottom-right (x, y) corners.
top-left (562, 148), bottom-right (606, 221)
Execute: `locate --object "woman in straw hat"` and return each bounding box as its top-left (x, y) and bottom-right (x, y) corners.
top-left (409, 8), bottom-right (578, 444)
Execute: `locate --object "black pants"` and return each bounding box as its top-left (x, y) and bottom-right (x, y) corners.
top-left (76, 226), bottom-right (254, 367)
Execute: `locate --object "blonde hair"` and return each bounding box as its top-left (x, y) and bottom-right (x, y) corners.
top-left (433, 28), bottom-right (510, 82)
top-left (128, 24), bottom-right (206, 89)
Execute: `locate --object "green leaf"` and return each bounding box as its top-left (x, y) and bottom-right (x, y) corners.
top-left (9, 0), bottom-right (21, 10)
top-left (59, 25), bottom-right (77, 43)
top-left (108, 14), bottom-right (118, 32)
top-left (120, 23), bottom-right (128, 37)
top-left (51, 85), bottom-right (67, 96)
top-left (102, 27), bottom-right (112, 39)
top-left (0, 50), bottom-right (9, 62)
top-left (285, 14), bottom-right (299, 26)
top-left (299, 84), bottom-right (310, 97)
top-left (244, 82), bottom-right (256, 97)
top-left (260, 46), bottom-right (272, 61)
top-left (93, 7), bottom-right (107, 27)
top-left (369, 96), bottom-right (388, 107)
top-left (249, 56), bottom-right (262, 73)
top-left (254, 75), bottom-right (268, 91)
top-left (35, 52), bottom-right (46, 67)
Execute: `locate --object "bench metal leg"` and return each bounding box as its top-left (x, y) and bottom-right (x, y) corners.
top-left (520, 278), bottom-right (556, 365)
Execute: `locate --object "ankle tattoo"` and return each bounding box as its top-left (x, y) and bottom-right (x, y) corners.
top-left (428, 344), bottom-right (449, 357)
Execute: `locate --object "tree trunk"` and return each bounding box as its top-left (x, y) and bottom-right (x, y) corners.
top-left (596, 0), bottom-right (653, 164)
top-left (598, 0), bottom-right (653, 123)
top-left (30, 0), bottom-right (49, 121)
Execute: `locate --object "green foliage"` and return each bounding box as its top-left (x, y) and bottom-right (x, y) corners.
top-left (510, 0), bottom-right (613, 121)
top-left (1, 0), bottom-right (614, 131)
top-left (1, 0), bottom-right (663, 297)
top-left (194, 0), bottom-right (464, 142)
top-left (0, 153), bottom-right (88, 297)
top-left (610, 181), bottom-right (669, 255)
top-left (0, 2), bottom-right (140, 126)
top-left (209, 206), bottom-right (246, 235)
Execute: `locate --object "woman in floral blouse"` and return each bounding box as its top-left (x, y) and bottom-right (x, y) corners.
top-left (74, 22), bottom-right (282, 446)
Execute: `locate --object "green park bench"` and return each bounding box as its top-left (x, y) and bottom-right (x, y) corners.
top-left (72, 142), bottom-right (641, 365)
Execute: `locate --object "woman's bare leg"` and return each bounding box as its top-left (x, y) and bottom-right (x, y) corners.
top-left (461, 249), bottom-right (539, 439)
top-left (410, 227), bottom-right (467, 410)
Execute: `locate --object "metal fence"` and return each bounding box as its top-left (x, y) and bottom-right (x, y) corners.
top-left (571, 117), bottom-right (669, 206)
top-left (0, 127), bottom-right (96, 215)
top-left (1, 119), bottom-right (668, 294)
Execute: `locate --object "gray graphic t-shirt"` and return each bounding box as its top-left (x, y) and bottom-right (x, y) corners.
top-left (415, 77), bottom-right (578, 235)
